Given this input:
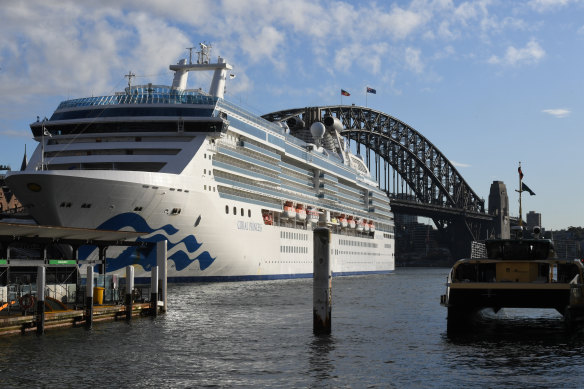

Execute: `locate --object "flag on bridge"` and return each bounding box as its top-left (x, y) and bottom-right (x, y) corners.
top-left (366, 87), bottom-right (376, 94)
top-left (522, 182), bottom-right (536, 196)
top-left (518, 165), bottom-right (523, 180)
top-left (341, 89), bottom-right (350, 96)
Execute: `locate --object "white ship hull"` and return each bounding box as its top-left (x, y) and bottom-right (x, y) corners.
top-left (8, 170), bottom-right (394, 281)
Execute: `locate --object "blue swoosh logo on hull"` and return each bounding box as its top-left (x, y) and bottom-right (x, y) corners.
top-left (78, 212), bottom-right (215, 272)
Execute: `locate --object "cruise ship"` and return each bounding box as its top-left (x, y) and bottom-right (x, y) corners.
top-left (5, 44), bottom-right (395, 282)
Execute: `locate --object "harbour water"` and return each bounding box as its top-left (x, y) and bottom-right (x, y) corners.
top-left (2, 267), bottom-right (584, 388)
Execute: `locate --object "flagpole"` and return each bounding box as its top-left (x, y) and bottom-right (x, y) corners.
top-left (518, 161), bottom-right (522, 229)
top-left (41, 120), bottom-right (45, 171)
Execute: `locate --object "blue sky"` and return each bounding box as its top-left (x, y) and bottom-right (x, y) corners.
top-left (0, 0), bottom-right (583, 230)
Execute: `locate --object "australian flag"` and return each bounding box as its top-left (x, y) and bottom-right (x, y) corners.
top-left (341, 89), bottom-right (350, 96)
top-left (366, 87), bottom-right (376, 94)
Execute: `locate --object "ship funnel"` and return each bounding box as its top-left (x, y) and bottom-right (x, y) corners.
top-left (171, 59), bottom-right (188, 90)
top-left (286, 116), bottom-right (305, 130)
top-left (323, 116), bottom-right (343, 132)
top-left (209, 57), bottom-right (228, 98)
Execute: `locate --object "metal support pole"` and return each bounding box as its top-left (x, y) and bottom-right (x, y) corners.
top-left (36, 266), bottom-right (45, 335)
top-left (157, 240), bottom-right (167, 313)
top-left (85, 266), bottom-right (93, 329)
top-left (125, 266), bottom-right (134, 321)
top-left (313, 227), bottom-right (332, 335)
top-left (150, 266), bottom-right (158, 317)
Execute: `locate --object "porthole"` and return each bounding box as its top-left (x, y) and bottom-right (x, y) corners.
top-left (233, 206), bottom-right (236, 215)
top-left (248, 209), bottom-right (251, 217)
top-left (225, 205), bottom-right (229, 214)
top-left (240, 208), bottom-right (244, 217)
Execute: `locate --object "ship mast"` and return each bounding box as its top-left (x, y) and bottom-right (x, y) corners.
top-left (169, 42), bottom-right (232, 99)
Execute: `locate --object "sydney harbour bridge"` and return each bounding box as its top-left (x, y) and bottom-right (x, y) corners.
top-left (263, 105), bottom-right (497, 261)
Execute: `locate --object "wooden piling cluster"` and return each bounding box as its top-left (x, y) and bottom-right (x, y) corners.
top-left (0, 303), bottom-right (152, 336)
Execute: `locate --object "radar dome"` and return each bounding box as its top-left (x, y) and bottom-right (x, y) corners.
top-left (310, 122), bottom-right (326, 139)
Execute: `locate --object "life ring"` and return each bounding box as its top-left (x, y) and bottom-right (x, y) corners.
top-left (19, 294), bottom-right (35, 310)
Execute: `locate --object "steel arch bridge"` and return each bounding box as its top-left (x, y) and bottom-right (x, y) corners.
top-left (262, 105), bottom-right (494, 259)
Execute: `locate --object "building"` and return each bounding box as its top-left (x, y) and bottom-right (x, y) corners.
top-left (0, 175), bottom-right (23, 213)
top-left (526, 211), bottom-right (542, 232)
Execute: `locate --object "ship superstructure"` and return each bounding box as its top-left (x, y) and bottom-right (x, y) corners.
top-left (6, 44), bottom-right (395, 281)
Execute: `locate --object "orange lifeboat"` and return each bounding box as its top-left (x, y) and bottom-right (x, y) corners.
top-left (363, 219), bottom-right (370, 232)
top-left (296, 204), bottom-right (307, 221)
top-left (356, 218), bottom-right (364, 232)
top-left (307, 207), bottom-right (319, 224)
top-left (348, 217), bottom-right (356, 229)
top-left (369, 220), bottom-right (375, 233)
top-left (339, 215), bottom-right (348, 228)
top-left (283, 202), bottom-right (296, 219)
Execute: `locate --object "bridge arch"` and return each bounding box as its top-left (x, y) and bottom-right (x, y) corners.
top-left (262, 105), bottom-right (485, 214)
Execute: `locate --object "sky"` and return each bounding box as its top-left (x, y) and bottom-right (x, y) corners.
top-left (0, 0), bottom-right (583, 230)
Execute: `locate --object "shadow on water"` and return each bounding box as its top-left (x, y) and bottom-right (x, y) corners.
top-left (445, 308), bottom-right (584, 345)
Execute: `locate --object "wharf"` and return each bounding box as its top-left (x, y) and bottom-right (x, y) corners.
top-left (0, 302), bottom-right (152, 336)
top-left (0, 221), bottom-right (169, 336)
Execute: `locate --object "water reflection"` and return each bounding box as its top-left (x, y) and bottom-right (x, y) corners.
top-left (308, 334), bottom-right (336, 384)
top-left (443, 308), bottom-right (584, 387)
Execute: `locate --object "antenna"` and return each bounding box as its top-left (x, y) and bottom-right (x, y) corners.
top-left (125, 71), bottom-right (136, 92)
top-left (197, 42), bottom-right (212, 64)
top-left (186, 47), bottom-right (196, 64)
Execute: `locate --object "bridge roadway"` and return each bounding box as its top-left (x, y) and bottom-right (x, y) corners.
top-left (263, 105), bottom-right (496, 260)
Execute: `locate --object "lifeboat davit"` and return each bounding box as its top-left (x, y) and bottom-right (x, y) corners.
top-left (296, 204), bottom-right (306, 221)
top-left (307, 207), bottom-right (319, 224)
top-left (339, 215), bottom-right (348, 228)
top-left (283, 202), bottom-right (296, 219)
top-left (348, 217), bottom-right (356, 229)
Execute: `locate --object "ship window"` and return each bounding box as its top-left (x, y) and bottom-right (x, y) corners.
top-left (204, 169), bottom-right (206, 174)
top-left (225, 205), bottom-right (229, 214)
top-left (233, 206), bottom-right (236, 215)
top-left (213, 187), bottom-right (215, 192)
top-left (204, 154), bottom-right (207, 159)
top-left (241, 208), bottom-right (244, 217)
top-left (248, 209), bottom-right (251, 217)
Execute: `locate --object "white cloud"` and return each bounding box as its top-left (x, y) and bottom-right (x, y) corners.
top-left (542, 108), bottom-right (571, 118)
top-left (405, 47), bottom-right (424, 73)
top-left (488, 39), bottom-right (545, 66)
top-left (451, 160), bottom-right (471, 168)
top-left (529, 0), bottom-right (573, 12)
